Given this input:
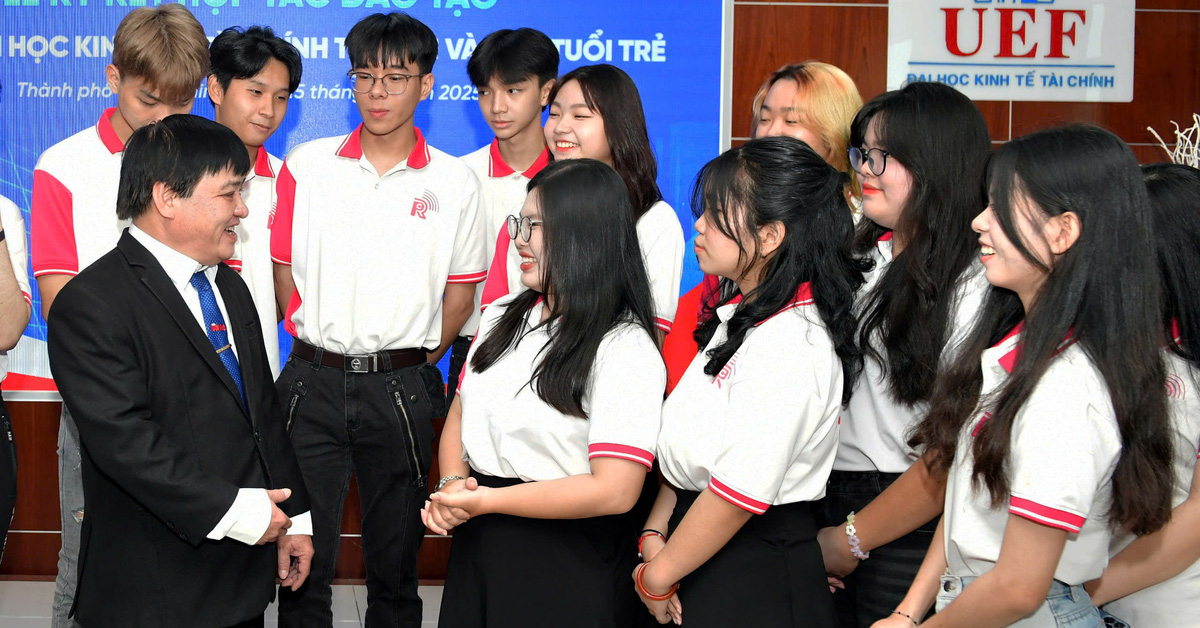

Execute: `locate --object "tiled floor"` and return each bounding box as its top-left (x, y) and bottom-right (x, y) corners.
top-left (0, 581), bottom-right (443, 627)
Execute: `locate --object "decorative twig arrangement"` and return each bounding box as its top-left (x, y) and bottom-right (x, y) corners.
top-left (1149, 114), bottom-right (1200, 168)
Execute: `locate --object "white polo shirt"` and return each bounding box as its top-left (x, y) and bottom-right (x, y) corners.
top-left (270, 127), bottom-right (487, 354)
top-left (227, 147), bottom-right (282, 377)
top-left (943, 325), bottom-right (1122, 588)
top-left (457, 292), bottom-right (664, 482)
top-left (1, 196), bottom-right (32, 382)
top-left (836, 232), bottom-right (989, 473)
top-left (480, 199), bottom-right (684, 333)
top-left (31, 108), bottom-right (129, 279)
top-left (1103, 348), bottom-right (1200, 626)
top-left (658, 284), bottom-right (842, 514)
top-left (458, 139), bottom-right (550, 337)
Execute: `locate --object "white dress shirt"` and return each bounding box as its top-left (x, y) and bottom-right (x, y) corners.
top-left (129, 225), bottom-right (312, 543)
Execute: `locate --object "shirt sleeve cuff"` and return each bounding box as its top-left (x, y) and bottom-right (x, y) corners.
top-left (207, 488), bottom-right (272, 545)
top-left (286, 511), bottom-right (313, 536)
top-left (1009, 496), bottom-right (1086, 533)
top-left (708, 476), bottom-right (770, 515)
top-left (587, 442), bottom-right (654, 470)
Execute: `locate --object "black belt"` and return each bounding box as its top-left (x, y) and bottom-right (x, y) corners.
top-left (291, 338), bottom-right (426, 373)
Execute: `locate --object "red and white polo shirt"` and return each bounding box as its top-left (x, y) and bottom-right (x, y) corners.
top-left (480, 199), bottom-right (684, 333)
top-left (270, 126), bottom-right (487, 354)
top-left (657, 283), bottom-right (842, 514)
top-left (458, 138), bottom-right (550, 337)
top-left (944, 325), bottom-right (1121, 586)
top-left (1103, 349), bottom-right (1200, 626)
top-left (457, 292), bottom-right (664, 481)
top-left (228, 147), bottom-right (282, 376)
top-left (31, 108), bottom-right (129, 279)
top-left (1, 195), bottom-right (32, 382)
top-left (837, 231), bottom-right (989, 473)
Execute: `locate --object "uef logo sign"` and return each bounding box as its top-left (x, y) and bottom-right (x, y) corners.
top-left (887, 0), bottom-right (1135, 103)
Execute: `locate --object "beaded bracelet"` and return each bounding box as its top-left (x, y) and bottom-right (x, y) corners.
top-left (638, 529), bottom-right (666, 558)
top-left (635, 563), bottom-right (679, 601)
top-left (845, 511), bottom-right (870, 560)
top-left (891, 610), bottom-right (918, 626)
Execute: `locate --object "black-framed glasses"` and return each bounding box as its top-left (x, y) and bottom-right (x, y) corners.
top-left (347, 71), bottom-right (424, 95)
top-left (506, 214), bottom-right (544, 243)
top-left (848, 146), bottom-right (891, 176)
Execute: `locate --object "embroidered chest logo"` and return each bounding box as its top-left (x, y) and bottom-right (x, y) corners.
top-left (712, 354), bottom-right (740, 388)
top-left (410, 190), bottom-right (440, 219)
top-left (1167, 373), bottom-right (1187, 399)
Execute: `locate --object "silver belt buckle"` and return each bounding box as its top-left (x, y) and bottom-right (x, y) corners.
top-left (346, 353), bottom-right (377, 373)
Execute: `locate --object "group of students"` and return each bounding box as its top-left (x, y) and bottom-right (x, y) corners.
top-left (0, 4), bottom-right (1196, 628)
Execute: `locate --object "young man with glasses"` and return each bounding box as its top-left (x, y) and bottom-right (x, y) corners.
top-left (270, 11), bottom-right (486, 627)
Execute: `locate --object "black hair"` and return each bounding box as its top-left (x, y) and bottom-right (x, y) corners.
top-left (345, 12), bottom-right (437, 74)
top-left (912, 124), bottom-right (1173, 536)
top-left (467, 28), bottom-right (559, 88)
top-left (1144, 163), bottom-right (1200, 367)
top-left (117, 114), bottom-right (250, 221)
top-left (849, 81), bottom-right (992, 406)
top-left (209, 25), bottom-right (303, 95)
top-left (548, 64), bottom-right (662, 219)
top-left (470, 159), bottom-right (657, 418)
top-left (694, 136), bottom-right (869, 405)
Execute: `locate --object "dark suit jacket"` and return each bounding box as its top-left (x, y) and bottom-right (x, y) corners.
top-left (47, 230), bottom-right (310, 628)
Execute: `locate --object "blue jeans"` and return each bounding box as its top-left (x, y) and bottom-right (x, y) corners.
top-left (936, 573), bottom-right (1102, 627)
top-left (52, 405), bottom-right (83, 628)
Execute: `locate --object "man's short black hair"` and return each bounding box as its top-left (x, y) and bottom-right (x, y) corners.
top-left (345, 12), bottom-right (437, 74)
top-left (209, 26), bottom-right (303, 94)
top-left (467, 28), bottom-right (559, 88)
top-left (117, 114), bottom-right (250, 221)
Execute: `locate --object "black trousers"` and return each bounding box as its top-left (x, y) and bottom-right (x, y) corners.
top-left (669, 489), bottom-right (835, 628)
top-left (0, 398), bottom-right (15, 564)
top-left (815, 470), bottom-right (940, 628)
top-left (275, 350), bottom-right (443, 628)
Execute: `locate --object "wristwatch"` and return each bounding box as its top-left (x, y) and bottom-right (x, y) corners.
top-left (434, 475), bottom-right (466, 493)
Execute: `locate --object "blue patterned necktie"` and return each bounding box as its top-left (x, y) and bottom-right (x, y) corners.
top-left (190, 271), bottom-right (247, 408)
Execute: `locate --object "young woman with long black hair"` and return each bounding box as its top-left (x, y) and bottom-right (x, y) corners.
top-left (814, 82), bottom-right (993, 628)
top-left (874, 125), bottom-right (1175, 628)
top-left (479, 63), bottom-right (685, 343)
top-left (422, 158), bottom-right (665, 627)
top-left (633, 136), bottom-right (866, 627)
top-left (1084, 163), bottom-right (1200, 625)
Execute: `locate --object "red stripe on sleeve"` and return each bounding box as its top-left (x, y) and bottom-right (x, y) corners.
top-left (225, 259), bottom-right (243, 274)
top-left (31, 170), bottom-right (79, 277)
top-left (21, 292), bottom-right (31, 307)
top-left (270, 163), bottom-right (296, 266)
top-left (708, 476), bottom-right (770, 515)
top-left (283, 288), bottom-right (301, 337)
top-left (479, 228), bottom-right (514, 310)
top-left (447, 270), bottom-right (488, 284)
top-left (654, 317), bottom-right (674, 333)
top-left (587, 443), bottom-right (654, 470)
top-left (1009, 496), bottom-right (1086, 533)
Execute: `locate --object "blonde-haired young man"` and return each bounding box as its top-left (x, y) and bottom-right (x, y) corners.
top-left (30, 5), bottom-right (209, 625)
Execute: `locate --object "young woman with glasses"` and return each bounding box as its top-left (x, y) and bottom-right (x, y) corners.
top-left (813, 82), bottom-right (994, 628)
top-left (634, 136), bottom-right (866, 627)
top-left (422, 158), bottom-right (666, 628)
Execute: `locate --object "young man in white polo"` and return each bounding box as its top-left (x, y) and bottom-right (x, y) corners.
top-left (208, 25), bottom-right (303, 377)
top-left (270, 12), bottom-right (486, 627)
top-left (451, 28), bottom-right (558, 405)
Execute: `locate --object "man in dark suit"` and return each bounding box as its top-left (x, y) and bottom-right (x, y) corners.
top-left (47, 114), bottom-right (313, 628)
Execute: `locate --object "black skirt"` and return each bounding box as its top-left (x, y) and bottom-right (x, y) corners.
top-left (438, 472), bottom-right (635, 628)
top-left (667, 488), bottom-right (836, 628)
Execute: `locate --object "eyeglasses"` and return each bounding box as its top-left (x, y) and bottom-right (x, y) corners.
top-left (347, 71), bottom-right (424, 95)
top-left (848, 146), bottom-right (891, 176)
top-left (506, 214), bottom-right (544, 243)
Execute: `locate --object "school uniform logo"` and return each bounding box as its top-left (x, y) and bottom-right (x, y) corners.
top-left (410, 190), bottom-right (440, 219)
top-left (713, 354), bottom-right (740, 388)
top-left (1166, 373), bottom-right (1187, 399)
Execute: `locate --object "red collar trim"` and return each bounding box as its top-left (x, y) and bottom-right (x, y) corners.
top-left (1172, 317), bottom-right (1182, 345)
top-left (728, 282), bottom-right (815, 325)
top-left (254, 146), bottom-right (275, 178)
top-left (996, 322), bottom-right (1076, 374)
top-left (877, 231), bottom-right (894, 243)
top-left (488, 138), bottom-right (550, 179)
top-left (336, 126), bottom-right (431, 170)
top-left (97, 108), bottom-right (125, 154)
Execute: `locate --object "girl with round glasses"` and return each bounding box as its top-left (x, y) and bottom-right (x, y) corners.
top-left (480, 63), bottom-right (685, 345)
top-left (814, 81), bottom-right (994, 628)
top-left (423, 158), bottom-right (665, 627)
